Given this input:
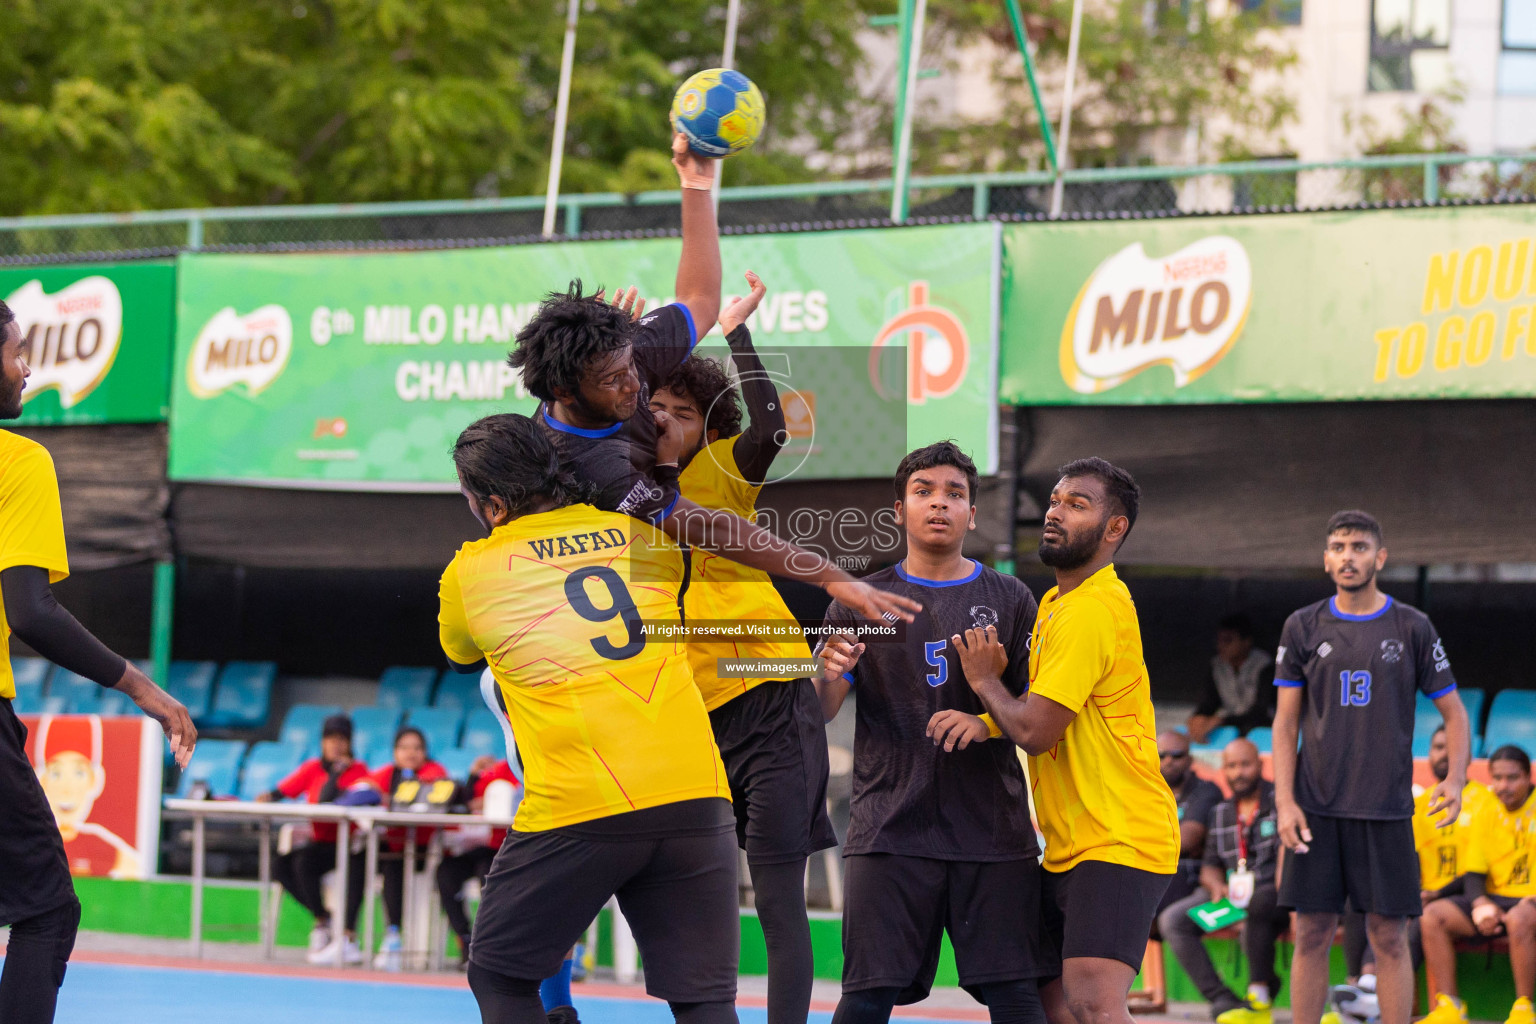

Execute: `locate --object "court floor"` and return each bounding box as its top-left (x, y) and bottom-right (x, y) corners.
top-left (49, 958), bottom-right (986, 1024)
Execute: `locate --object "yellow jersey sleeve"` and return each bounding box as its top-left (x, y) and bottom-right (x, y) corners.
top-left (1027, 597), bottom-right (1114, 715)
top-left (0, 440), bottom-right (69, 582)
top-left (437, 553), bottom-right (483, 668)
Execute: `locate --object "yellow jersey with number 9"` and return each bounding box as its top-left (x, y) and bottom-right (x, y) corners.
top-left (438, 503), bottom-right (728, 832)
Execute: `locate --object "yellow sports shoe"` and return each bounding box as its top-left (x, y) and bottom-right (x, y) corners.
top-left (1320, 1013), bottom-right (1342, 1024)
top-left (1216, 998), bottom-right (1272, 1024)
top-left (1420, 994), bottom-right (1469, 1024)
top-left (1506, 996), bottom-right (1536, 1024)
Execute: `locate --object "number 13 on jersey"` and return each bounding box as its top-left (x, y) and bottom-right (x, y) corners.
top-left (1340, 669), bottom-right (1372, 707)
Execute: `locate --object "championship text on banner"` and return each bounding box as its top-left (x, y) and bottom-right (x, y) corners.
top-left (1000, 206), bottom-right (1536, 404)
top-left (4, 262), bottom-right (177, 425)
top-left (168, 223), bottom-right (1000, 487)
top-left (21, 714), bottom-right (164, 879)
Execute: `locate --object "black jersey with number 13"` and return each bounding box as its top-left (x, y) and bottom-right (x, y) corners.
top-left (822, 561), bottom-right (1040, 861)
top-left (1276, 595), bottom-right (1456, 820)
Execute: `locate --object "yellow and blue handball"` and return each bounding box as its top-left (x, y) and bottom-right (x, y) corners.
top-left (671, 68), bottom-right (766, 157)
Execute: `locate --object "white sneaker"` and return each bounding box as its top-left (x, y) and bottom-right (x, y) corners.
top-left (305, 925), bottom-right (333, 962)
top-left (341, 936), bottom-right (364, 965)
top-left (308, 933), bottom-right (364, 966)
top-left (373, 927), bottom-right (402, 972)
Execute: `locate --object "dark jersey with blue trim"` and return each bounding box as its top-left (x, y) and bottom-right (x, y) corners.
top-left (1276, 595), bottom-right (1455, 819)
top-left (822, 561), bottom-right (1040, 860)
top-left (537, 303), bottom-right (697, 524)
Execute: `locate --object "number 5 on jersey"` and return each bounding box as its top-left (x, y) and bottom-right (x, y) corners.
top-left (925, 640), bottom-right (948, 687)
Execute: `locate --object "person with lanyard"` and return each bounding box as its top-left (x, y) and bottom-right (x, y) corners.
top-left (1273, 509), bottom-right (1472, 1024)
top-left (1157, 729), bottom-right (1223, 912)
top-left (1159, 738), bottom-right (1289, 1024)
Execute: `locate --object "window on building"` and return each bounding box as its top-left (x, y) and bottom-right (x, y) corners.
top-left (1369, 0), bottom-right (1452, 92)
top-left (1238, 0), bottom-right (1302, 26)
top-left (1502, 0), bottom-right (1536, 95)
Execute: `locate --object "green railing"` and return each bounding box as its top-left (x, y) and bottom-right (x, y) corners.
top-left (0, 151), bottom-right (1530, 262)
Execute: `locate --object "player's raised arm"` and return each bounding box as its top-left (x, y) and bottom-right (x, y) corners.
top-left (672, 133), bottom-right (722, 333)
top-left (720, 273), bottom-right (785, 485)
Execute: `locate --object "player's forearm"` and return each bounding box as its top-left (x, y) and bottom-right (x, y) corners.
top-left (1271, 715), bottom-right (1300, 805)
top-left (969, 676), bottom-right (1050, 754)
top-left (1439, 697), bottom-right (1472, 787)
top-left (727, 325), bottom-right (787, 484)
top-left (676, 188), bottom-right (721, 330)
top-left (813, 673), bottom-right (851, 723)
top-left (0, 565), bottom-right (128, 687)
top-left (672, 504), bottom-right (850, 588)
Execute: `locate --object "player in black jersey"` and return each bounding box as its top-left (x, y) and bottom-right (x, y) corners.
top-left (815, 442), bottom-right (1052, 1024)
top-left (1273, 509), bottom-right (1472, 1024)
top-left (507, 135), bottom-right (918, 628)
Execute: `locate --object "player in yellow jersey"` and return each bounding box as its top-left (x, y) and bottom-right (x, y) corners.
top-left (1415, 726), bottom-right (1491, 900)
top-left (942, 457), bottom-right (1178, 1024)
top-left (647, 273), bottom-right (834, 1024)
top-left (437, 413), bottom-right (738, 1024)
top-left (0, 300), bottom-right (194, 1024)
top-left (1421, 744), bottom-right (1536, 1024)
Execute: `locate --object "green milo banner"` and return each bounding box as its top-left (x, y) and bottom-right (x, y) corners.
top-left (4, 262), bottom-right (176, 424)
top-left (1001, 206), bottom-right (1536, 404)
top-left (168, 223), bottom-right (998, 486)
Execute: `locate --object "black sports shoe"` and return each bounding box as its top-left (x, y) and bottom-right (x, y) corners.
top-left (547, 1006), bottom-right (581, 1024)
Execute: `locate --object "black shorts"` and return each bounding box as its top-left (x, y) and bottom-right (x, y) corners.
top-left (0, 699), bottom-right (76, 926)
top-left (469, 798), bottom-right (740, 1003)
top-left (842, 853), bottom-right (1058, 1001)
top-left (709, 678), bottom-right (837, 865)
top-left (1278, 814), bottom-right (1421, 918)
top-left (1444, 892), bottom-right (1527, 934)
top-left (1042, 861), bottom-right (1172, 970)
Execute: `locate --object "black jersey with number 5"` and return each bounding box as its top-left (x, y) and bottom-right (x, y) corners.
top-left (1276, 596), bottom-right (1456, 820)
top-left (822, 561), bottom-right (1040, 860)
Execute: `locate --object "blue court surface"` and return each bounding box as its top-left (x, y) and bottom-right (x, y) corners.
top-left (53, 961), bottom-right (969, 1024)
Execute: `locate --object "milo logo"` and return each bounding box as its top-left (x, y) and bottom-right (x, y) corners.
top-left (1059, 236), bottom-right (1252, 394)
top-left (7, 276), bottom-right (124, 409)
top-left (187, 305), bottom-right (293, 398)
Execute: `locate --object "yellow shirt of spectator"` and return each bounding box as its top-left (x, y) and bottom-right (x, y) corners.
top-left (1466, 788), bottom-right (1536, 898)
top-left (0, 432), bottom-right (70, 700)
top-left (678, 437), bottom-right (812, 711)
top-left (1413, 781), bottom-right (1491, 891)
top-left (438, 503), bottom-right (728, 832)
top-left (1027, 564), bottom-right (1179, 874)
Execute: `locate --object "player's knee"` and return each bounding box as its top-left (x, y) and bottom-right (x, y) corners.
top-left (1366, 918), bottom-right (1408, 959)
top-left (1065, 992), bottom-right (1120, 1024)
top-left (1292, 915), bottom-right (1336, 956)
top-left (1507, 901), bottom-right (1536, 937)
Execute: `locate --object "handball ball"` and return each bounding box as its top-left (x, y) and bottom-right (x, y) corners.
top-left (671, 68), bottom-right (765, 158)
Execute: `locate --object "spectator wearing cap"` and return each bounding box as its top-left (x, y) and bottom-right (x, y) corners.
top-left (364, 725), bottom-right (450, 970)
top-left (1188, 614), bottom-right (1275, 742)
top-left (257, 713), bottom-right (371, 965)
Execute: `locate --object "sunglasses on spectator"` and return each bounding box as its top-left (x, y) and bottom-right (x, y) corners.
top-left (1158, 750), bottom-right (1191, 759)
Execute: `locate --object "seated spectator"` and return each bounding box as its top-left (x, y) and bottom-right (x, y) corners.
top-left (437, 754), bottom-right (519, 967)
top-left (1158, 738), bottom-right (1288, 1024)
top-left (1159, 729), bottom-right (1224, 912)
top-left (1188, 615), bottom-right (1274, 742)
top-left (1421, 744), bottom-right (1536, 1024)
top-left (256, 714), bottom-right (371, 965)
top-left (365, 726), bottom-right (450, 970)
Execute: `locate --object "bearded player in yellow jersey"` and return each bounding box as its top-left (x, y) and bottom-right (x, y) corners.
top-left (437, 413), bottom-right (738, 1024)
top-left (647, 273), bottom-right (835, 1024)
top-left (938, 458), bottom-right (1178, 1024)
top-left (1421, 744), bottom-right (1536, 1024)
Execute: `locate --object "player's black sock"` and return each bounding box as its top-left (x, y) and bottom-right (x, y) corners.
top-left (0, 896), bottom-right (80, 1024)
top-left (467, 962), bottom-right (546, 1024)
top-left (975, 979), bottom-right (1047, 1024)
top-left (751, 858), bottom-right (815, 1024)
top-left (832, 986), bottom-right (901, 1024)
top-left (668, 1000), bottom-right (739, 1024)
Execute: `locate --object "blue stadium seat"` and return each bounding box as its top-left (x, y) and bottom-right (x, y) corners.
top-left (97, 688), bottom-right (136, 715)
top-left (12, 657), bottom-right (52, 693)
top-left (1485, 691), bottom-right (1536, 757)
top-left (405, 707), bottom-right (463, 758)
top-left (1462, 688), bottom-right (1486, 734)
top-left (49, 670), bottom-right (102, 713)
top-left (351, 706), bottom-right (402, 762)
top-left (279, 704), bottom-right (343, 759)
top-left (11, 675), bottom-right (46, 713)
top-left (1191, 725), bottom-right (1240, 753)
top-left (433, 670), bottom-right (484, 713)
top-left (362, 736), bottom-right (395, 771)
top-left (460, 708), bottom-right (505, 758)
top-left (377, 667), bottom-right (437, 710)
top-left (167, 661), bottom-right (219, 721)
top-left (177, 738), bottom-right (246, 797)
top-left (435, 747), bottom-right (480, 783)
top-left (205, 662), bottom-right (277, 729)
top-left (240, 741), bottom-right (305, 801)
top-left (1246, 727), bottom-right (1274, 754)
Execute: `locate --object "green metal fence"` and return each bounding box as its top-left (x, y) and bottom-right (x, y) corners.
top-left (0, 151), bottom-right (1531, 263)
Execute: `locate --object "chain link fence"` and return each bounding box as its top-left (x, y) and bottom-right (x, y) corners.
top-left (1, 154), bottom-right (1531, 264)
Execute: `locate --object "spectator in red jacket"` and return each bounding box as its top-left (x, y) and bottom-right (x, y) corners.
top-left (437, 755), bottom-right (520, 965)
top-left (256, 714), bottom-right (370, 965)
top-left (365, 726), bottom-right (450, 969)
